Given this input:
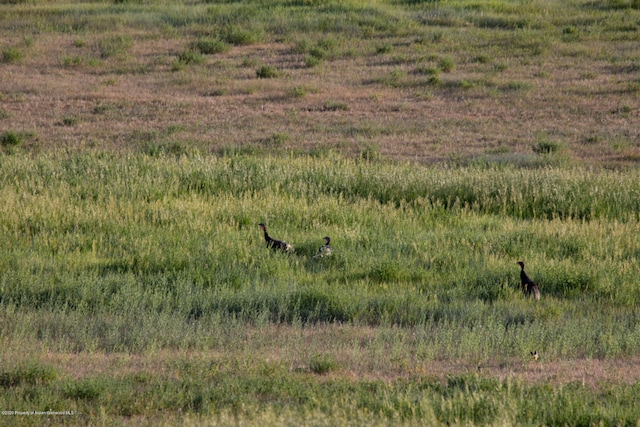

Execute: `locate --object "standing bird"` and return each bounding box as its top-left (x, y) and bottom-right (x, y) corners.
top-left (259, 223), bottom-right (292, 252)
top-left (517, 261), bottom-right (540, 300)
top-left (314, 236), bottom-right (332, 258)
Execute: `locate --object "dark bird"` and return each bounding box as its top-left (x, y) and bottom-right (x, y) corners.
top-left (314, 236), bottom-right (332, 258)
top-left (259, 223), bottom-right (292, 252)
top-left (517, 261), bottom-right (540, 300)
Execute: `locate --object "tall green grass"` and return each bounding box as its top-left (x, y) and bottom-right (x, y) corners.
top-left (5, 0), bottom-right (633, 51)
top-left (1, 151), bottom-right (639, 424)
top-left (1, 152), bottom-right (639, 356)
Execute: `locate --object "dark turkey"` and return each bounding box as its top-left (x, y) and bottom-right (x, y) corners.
top-left (517, 261), bottom-right (540, 300)
top-left (259, 223), bottom-right (292, 252)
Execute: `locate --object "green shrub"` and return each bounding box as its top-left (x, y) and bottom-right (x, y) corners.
top-left (289, 86), bottom-right (307, 98)
top-left (224, 26), bottom-right (261, 46)
top-left (64, 378), bottom-right (103, 400)
top-left (1, 131), bottom-right (22, 147)
top-left (307, 354), bottom-right (338, 375)
top-left (256, 65), bottom-right (278, 78)
top-left (415, 65), bottom-right (440, 76)
top-left (62, 116), bottom-right (79, 126)
top-left (439, 56), bottom-right (455, 72)
top-left (533, 135), bottom-right (561, 154)
top-left (376, 44), bottom-right (393, 54)
top-left (62, 55), bottom-right (85, 67)
top-left (0, 363), bottom-right (57, 387)
top-left (304, 55), bottom-right (323, 68)
top-left (177, 49), bottom-right (204, 65)
top-left (192, 38), bottom-right (231, 55)
top-left (2, 47), bottom-right (22, 63)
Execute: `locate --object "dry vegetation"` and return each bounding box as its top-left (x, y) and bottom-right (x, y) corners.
top-left (34, 324), bottom-right (640, 389)
top-left (1, 0), bottom-right (638, 164)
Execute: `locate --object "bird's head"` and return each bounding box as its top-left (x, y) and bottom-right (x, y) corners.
top-left (259, 223), bottom-right (266, 231)
top-left (323, 236), bottom-right (330, 244)
top-left (517, 261), bottom-right (525, 269)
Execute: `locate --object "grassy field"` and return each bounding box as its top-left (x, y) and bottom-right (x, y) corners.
top-left (1, 0), bottom-right (640, 425)
top-left (1, 0), bottom-right (638, 164)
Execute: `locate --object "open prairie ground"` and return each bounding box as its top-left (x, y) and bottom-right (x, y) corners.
top-left (1, 0), bottom-right (640, 425)
top-left (1, 0), bottom-right (639, 163)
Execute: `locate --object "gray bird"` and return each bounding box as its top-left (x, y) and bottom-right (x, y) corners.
top-left (314, 236), bottom-right (332, 258)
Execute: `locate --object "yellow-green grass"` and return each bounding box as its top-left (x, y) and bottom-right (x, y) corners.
top-left (1, 152), bottom-right (640, 424)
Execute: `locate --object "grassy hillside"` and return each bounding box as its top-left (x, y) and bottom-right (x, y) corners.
top-left (1, 0), bottom-right (639, 425)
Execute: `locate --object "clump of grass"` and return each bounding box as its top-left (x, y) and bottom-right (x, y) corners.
top-left (93, 103), bottom-right (114, 115)
top-left (2, 47), bottom-right (23, 63)
top-left (304, 55), bottom-right (322, 68)
top-left (307, 354), bottom-right (338, 375)
top-left (256, 65), bottom-right (278, 78)
top-left (494, 63), bottom-right (509, 72)
top-left (604, 0), bottom-right (640, 9)
top-left (289, 86), bottom-right (307, 98)
top-left (610, 104), bottom-right (633, 115)
top-left (208, 88), bottom-right (227, 96)
top-left (359, 142), bottom-right (381, 161)
top-left (376, 43), bottom-right (393, 54)
top-left (295, 36), bottom-right (343, 67)
top-left (63, 378), bottom-right (103, 400)
top-left (562, 26), bottom-right (580, 41)
top-left (263, 132), bottom-right (289, 147)
top-left (192, 37), bottom-right (231, 55)
top-left (379, 69), bottom-right (407, 87)
top-left (369, 260), bottom-right (404, 282)
top-left (475, 54), bottom-right (491, 64)
top-left (438, 56), bottom-right (455, 72)
top-left (0, 363), bottom-right (57, 387)
top-left (62, 116), bottom-right (80, 126)
top-left (177, 49), bottom-right (204, 66)
top-left (502, 80), bottom-right (533, 92)
top-left (241, 57), bottom-right (258, 68)
top-left (415, 65), bottom-right (440, 76)
top-left (97, 35), bottom-right (132, 59)
top-left (533, 134), bottom-right (562, 154)
top-left (62, 55), bottom-right (85, 67)
top-left (138, 141), bottom-right (188, 157)
top-left (322, 100), bottom-right (349, 111)
top-left (1, 131), bottom-right (22, 148)
top-left (223, 26), bottom-right (261, 46)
